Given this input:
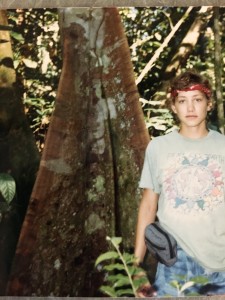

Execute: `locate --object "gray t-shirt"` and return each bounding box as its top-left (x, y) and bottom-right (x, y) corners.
top-left (140, 129), bottom-right (225, 271)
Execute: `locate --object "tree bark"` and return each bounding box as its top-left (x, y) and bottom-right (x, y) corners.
top-left (213, 7), bottom-right (224, 134)
top-left (0, 10), bottom-right (40, 295)
top-left (7, 8), bottom-right (149, 296)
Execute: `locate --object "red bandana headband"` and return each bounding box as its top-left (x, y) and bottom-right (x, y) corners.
top-left (171, 84), bottom-right (211, 98)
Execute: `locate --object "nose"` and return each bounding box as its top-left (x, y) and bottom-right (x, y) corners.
top-left (187, 100), bottom-right (194, 112)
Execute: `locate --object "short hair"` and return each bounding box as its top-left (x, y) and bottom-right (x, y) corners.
top-left (167, 70), bottom-right (213, 108)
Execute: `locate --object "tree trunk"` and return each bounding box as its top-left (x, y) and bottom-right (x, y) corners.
top-left (7, 7), bottom-right (149, 296)
top-left (213, 7), bottom-right (224, 134)
top-left (0, 10), bottom-right (40, 295)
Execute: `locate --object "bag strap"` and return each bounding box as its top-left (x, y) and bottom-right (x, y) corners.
top-left (151, 223), bottom-right (174, 259)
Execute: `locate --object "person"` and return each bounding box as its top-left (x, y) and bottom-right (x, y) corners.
top-left (134, 69), bottom-right (225, 297)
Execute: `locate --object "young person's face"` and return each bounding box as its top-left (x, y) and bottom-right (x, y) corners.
top-left (171, 90), bottom-right (212, 129)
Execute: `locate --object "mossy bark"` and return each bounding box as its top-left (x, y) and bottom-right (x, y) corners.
top-left (7, 8), bottom-right (149, 296)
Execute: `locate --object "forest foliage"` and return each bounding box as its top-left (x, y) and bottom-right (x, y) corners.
top-left (0, 6), bottom-right (224, 297)
top-left (6, 7), bottom-right (225, 151)
top-left (7, 8), bottom-right (62, 151)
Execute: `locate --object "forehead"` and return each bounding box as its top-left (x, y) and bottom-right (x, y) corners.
top-left (177, 90), bottom-right (205, 98)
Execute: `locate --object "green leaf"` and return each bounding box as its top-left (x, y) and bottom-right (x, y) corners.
top-left (108, 273), bottom-right (127, 283)
top-left (133, 273), bottom-right (149, 287)
top-left (133, 276), bottom-right (149, 289)
top-left (0, 173), bottom-right (16, 204)
top-left (104, 263), bottom-right (125, 271)
top-left (114, 277), bottom-right (131, 288)
top-left (110, 236), bottom-right (122, 246)
top-left (95, 251), bottom-right (119, 266)
top-left (100, 285), bottom-right (117, 297)
top-left (122, 252), bottom-right (135, 264)
top-left (127, 265), bottom-right (140, 276)
top-left (116, 288), bottom-right (134, 296)
top-left (10, 31), bottom-right (24, 42)
top-left (190, 276), bottom-right (209, 285)
top-left (131, 265), bottom-right (145, 276)
top-left (170, 280), bottom-right (179, 289)
top-left (180, 281), bottom-right (195, 293)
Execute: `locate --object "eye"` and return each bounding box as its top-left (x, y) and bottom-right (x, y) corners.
top-left (194, 98), bottom-right (203, 102)
top-left (177, 99), bottom-right (185, 104)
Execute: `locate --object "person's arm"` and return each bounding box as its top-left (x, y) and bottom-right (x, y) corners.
top-left (134, 188), bottom-right (159, 265)
top-left (133, 188), bottom-right (159, 297)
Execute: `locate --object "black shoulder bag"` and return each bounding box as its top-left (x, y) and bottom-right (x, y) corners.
top-left (145, 221), bottom-right (177, 267)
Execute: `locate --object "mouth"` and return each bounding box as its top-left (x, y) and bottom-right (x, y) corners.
top-left (186, 115), bottom-right (197, 118)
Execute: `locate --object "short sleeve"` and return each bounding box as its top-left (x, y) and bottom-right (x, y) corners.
top-left (139, 141), bottom-right (160, 193)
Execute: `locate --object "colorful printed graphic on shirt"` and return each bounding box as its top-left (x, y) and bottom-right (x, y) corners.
top-left (164, 153), bottom-right (224, 214)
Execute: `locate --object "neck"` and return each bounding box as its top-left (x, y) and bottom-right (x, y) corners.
top-left (178, 126), bottom-right (209, 139)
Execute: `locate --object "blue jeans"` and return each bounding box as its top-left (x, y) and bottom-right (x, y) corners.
top-left (153, 246), bottom-right (225, 297)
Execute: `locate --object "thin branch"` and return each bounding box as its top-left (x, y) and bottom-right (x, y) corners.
top-left (135, 7), bottom-right (193, 85)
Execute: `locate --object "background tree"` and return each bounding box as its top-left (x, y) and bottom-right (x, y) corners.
top-left (0, 9), bottom-right (39, 295)
top-left (213, 7), bottom-right (224, 134)
top-left (6, 7), bottom-right (149, 296)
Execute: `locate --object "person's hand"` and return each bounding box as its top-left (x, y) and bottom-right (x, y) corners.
top-left (136, 283), bottom-right (157, 297)
top-left (133, 269), bottom-right (157, 298)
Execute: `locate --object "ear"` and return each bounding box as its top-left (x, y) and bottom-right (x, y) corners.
top-left (207, 100), bottom-right (213, 111)
top-left (171, 104), bottom-right (177, 114)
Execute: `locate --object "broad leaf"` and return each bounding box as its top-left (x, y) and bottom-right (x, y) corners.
top-left (95, 251), bottom-right (119, 266)
top-left (122, 252), bottom-right (135, 264)
top-left (116, 288), bottom-right (134, 296)
top-left (104, 263), bottom-right (125, 271)
top-left (128, 265), bottom-right (140, 276)
top-left (133, 276), bottom-right (149, 289)
top-left (169, 280), bottom-right (179, 289)
top-left (108, 273), bottom-right (127, 283)
top-left (100, 285), bottom-right (117, 297)
top-left (10, 31), bottom-right (24, 42)
top-left (0, 173), bottom-right (16, 204)
top-left (110, 236), bottom-right (122, 246)
top-left (190, 276), bottom-right (208, 285)
top-left (180, 281), bottom-right (195, 293)
top-left (114, 277), bottom-right (131, 288)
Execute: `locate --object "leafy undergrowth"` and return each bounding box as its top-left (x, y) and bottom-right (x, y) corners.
top-left (95, 236), bottom-right (149, 297)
